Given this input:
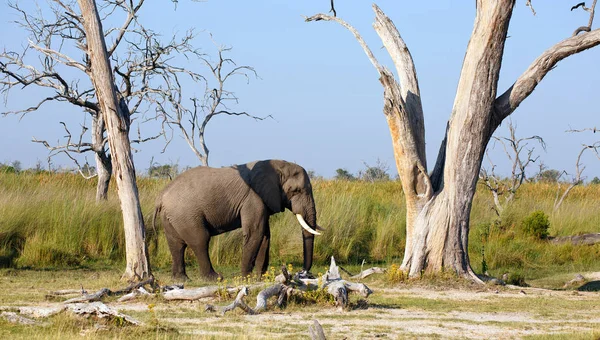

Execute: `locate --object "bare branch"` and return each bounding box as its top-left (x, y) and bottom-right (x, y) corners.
top-left (495, 28), bottom-right (600, 122)
top-left (571, 0), bottom-right (597, 36)
top-left (305, 13), bottom-right (383, 75)
top-left (526, 0), bottom-right (536, 16)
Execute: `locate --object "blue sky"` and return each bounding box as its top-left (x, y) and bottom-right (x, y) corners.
top-left (1, 1), bottom-right (599, 179)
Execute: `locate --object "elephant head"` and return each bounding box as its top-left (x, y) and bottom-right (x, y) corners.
top-left (249, 160), bottom-right (324, 273)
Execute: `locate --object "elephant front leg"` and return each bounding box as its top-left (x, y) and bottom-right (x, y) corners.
top-left (240, 213), bottom-right (269, 278)
top-left (254, 227), bottom-right (271, 277)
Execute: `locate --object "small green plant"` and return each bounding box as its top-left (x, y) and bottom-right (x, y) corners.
top-left (386, 264), bottom-right (406, 283)
top-left (522, 210), bottom-right (550, 239)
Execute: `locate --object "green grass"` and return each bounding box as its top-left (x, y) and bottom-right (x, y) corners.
top-left (1, 172), bottom-right (600, 285)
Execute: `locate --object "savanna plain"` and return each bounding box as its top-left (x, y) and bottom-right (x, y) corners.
top-left (1, 171), bottom-right (600, 339)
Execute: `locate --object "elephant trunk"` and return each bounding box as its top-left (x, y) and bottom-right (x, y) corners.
top-left (298, 206), bottom-right (319, 273)
top-left (302, 232), bottom-right (314, 273)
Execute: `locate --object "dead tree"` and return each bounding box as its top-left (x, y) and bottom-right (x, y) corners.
top-left (0, 1), bottom-right (207, 199)
top-left (0, 1), bottom-right (155, 201)
top-left (307, 1), bottom-right (600, 281)
top-left (479, 120), bottom-right (545, 215)
top-left (154, 40), bottom-right (270, 166)
top-left (553, 141), bottom-right (600, 210)
top-left (76, 0), bottom-right (150, 281)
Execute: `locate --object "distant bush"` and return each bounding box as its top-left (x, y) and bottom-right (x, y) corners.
top-left (590, 177), bottom-right (600, 185)
top-left (334, 168), bottom-right (355, 181)
top-left (522, 210), bottom-right (550, 239)
top-left (505, 272), bottom-right (528, 286)
top-left (536, 169), bottom-right (561, 183)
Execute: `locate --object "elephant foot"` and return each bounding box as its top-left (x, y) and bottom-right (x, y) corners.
top-left (201, 271), bottom-right (223, 282)
top-left (172, 273), bottom-right (189, 283)
top-left (297, 270), bottom-right (315, 279)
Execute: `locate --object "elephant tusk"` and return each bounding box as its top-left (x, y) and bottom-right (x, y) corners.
top-left (296, 214), bottom-right (321, 236)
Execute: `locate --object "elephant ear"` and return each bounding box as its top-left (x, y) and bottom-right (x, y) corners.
top-left (249, 160), bottom-right (284, 213)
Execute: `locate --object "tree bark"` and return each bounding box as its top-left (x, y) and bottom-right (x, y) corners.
top-left (400, 1), bottom-right (514, 280)
top-left (77, 0), bottom-right (150, 281)
top-left (91, 113), bottom-right (112, 201)
top-left (306, 2), bottom-right (600, 281)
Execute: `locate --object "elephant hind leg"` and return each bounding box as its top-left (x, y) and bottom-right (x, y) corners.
top-left (187, 227), bottom-right (221, 281)
top-left (254, 229), bottom-right (270, 278)
top-left (163, 217), bottom-right (188, 281)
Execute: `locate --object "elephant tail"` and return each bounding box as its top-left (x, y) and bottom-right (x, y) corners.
top-left (148, 199), bottom-right (162, 255)
top-left (152, 199), bottom-right (162, 235)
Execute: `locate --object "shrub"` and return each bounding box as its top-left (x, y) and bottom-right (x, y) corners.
top-left (522, 210), bottom-right (550, 240)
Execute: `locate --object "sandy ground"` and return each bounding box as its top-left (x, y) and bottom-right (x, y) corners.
top-left (3, 279), bottom-right (600, 339)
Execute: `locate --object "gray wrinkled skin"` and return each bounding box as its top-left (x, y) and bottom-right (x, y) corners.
top-left (154, 160), bottom-right (320, 281)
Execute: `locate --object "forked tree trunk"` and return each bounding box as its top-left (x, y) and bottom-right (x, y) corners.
top-left (78, 0), bottom-right (150, 281)
top-left (400, 1), bottom-right (513, 279)
top-left (91, 113), bottom-right (112, 202)
top-left (308, 1), bottom-right (600, 281)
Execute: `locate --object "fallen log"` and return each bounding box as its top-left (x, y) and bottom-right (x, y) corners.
top-left (550, 233), bottom-right (600, 246)
top-left (67, 302), bottom-right (141, 325)
top-left (209, 256), bottom-right (376, 314)
top-left (0, 311), bottom-right (38, 325)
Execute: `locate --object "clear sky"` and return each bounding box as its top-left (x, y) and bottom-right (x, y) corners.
top-left (1, 1), bottom-right (599, 179)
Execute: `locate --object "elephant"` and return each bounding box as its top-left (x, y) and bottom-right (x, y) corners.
top-left (153, 159), bottom-right (324, 281)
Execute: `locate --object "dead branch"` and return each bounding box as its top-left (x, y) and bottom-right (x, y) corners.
top-left (495, 27), bottom-right (600, 120)
top-left (205, 286), bottom-right (257, 315)
top-left (67, 302), bottom-right (142, 325)
top-left (62, 276), bottom-right (155, 303)
top-left (526, 0), bottom-right (536, 16)
top-left (63, 288), bottom-right (112, 304)
top-left (480, 120), bottom-right (544, 215)
top-left (553, 143), bottom-right (598, 210)
top-left (572, 0), bottom-right (597, 36)
top-left (309, 320), bottom-right (327, 340)
top-left (350, 267), bottom-right (387, 280)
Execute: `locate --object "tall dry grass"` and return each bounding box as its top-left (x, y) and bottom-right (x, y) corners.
top-left (1, 171), bottom-right (599, 279)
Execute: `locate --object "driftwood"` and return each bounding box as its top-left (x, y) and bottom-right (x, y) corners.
top-left (67, 302), bottom-right (141, 325)
top-left (205, 287), bottom-right (257, 315)
top-left (350, 267), bottom-right (387, 280)
top-left (58, 277), bottom-right (155, 304)
top-left (309, 320), bottom-right (327, 340)
top-left (208, 257), bottom-right (377, 315)
top-left (0, 311), bottom-right (38, 325)
top-left (550, 233), bottom-right (600, 246)
top-left (117, 287), bottom-right (151, 302)
top-left (1, 302), bottom-right (140, 326)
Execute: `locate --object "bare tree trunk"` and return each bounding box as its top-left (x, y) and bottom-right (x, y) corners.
top-left (77, 0), bottom-right (150, 281)
top-left (401, 1), bottom-right (513, 280)
top-left (91, 113), bottom-right (111, 201)
top-left (307, 0), bottom-right (600, 281)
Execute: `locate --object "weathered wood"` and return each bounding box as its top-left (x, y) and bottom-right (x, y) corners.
top-left (254, 284), bottom-right (284, 312)
top-left (309, 320), bottom-right (327, 340)
top-left (117, 287), bottom-right (151, 302)
top-left (307, 1), bottom-right (600, 282)
top-left (76, 0), bottom-right (150, 281)
top-left (163, 286), bottom-right (220, 301)
top-left (206, 287), bottom-right (256, 315)
top-left (0, 312), bottom-right (38, 325)
top-left (67, 302), bottom-right (141, 325)
top-left (551, 233), bottom-right (600, 246)
top-left (350, 267), bottom-right (386, 280)
top-left (63, 288), bottom-right (111, 304)
top-left (19, 306), bottom-right (66, 318)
